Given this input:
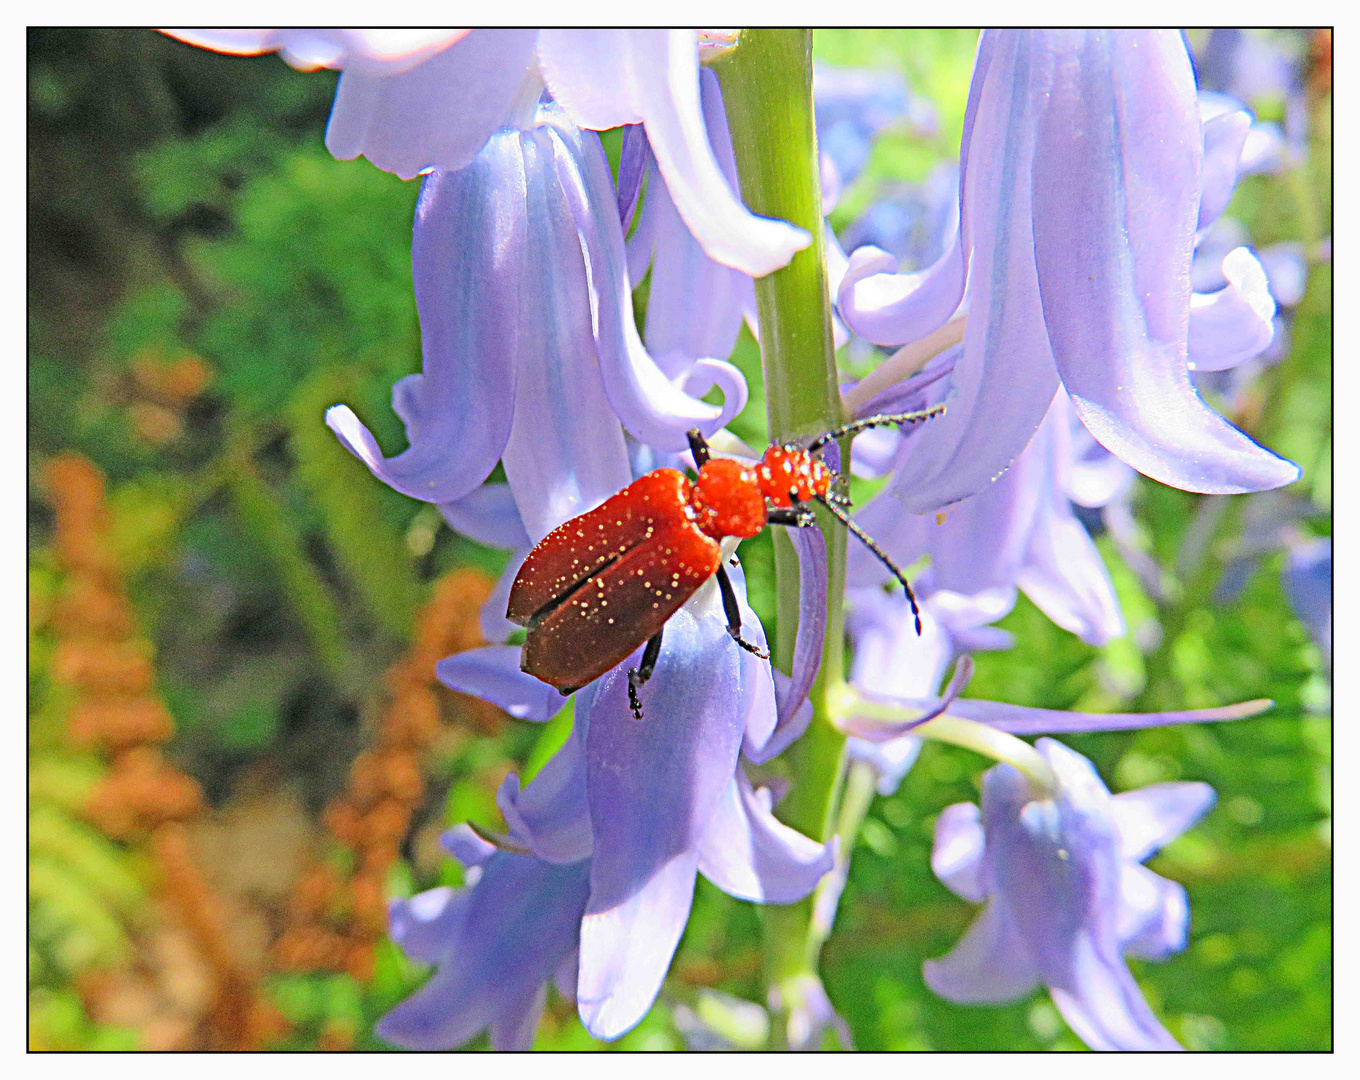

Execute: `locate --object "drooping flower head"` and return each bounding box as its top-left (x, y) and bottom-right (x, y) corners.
top-left (838, 30), bottom-right (1299, 514)
top-left (927, 739), bottom-right (1217, 1051)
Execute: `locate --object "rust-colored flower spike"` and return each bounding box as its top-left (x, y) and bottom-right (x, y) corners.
top-left (43, 453), bottom-right (283, 1050)
top-left (275, 568), bottom-right (501, 982)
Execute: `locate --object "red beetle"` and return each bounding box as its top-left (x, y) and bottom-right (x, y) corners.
top-left (507, 406), bottom-right (944, 717)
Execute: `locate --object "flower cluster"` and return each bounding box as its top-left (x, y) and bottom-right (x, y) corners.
top-left (167, 28), bottom-right (1304, 1051)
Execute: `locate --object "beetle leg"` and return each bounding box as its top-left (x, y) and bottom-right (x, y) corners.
top-left (767, 506), bottom-right (817, 528)
top-left (716, 564), bottom-right (770, 660)
top-left (628, 629), bottom-right (665, 719)
top-left (686, 428), bottom-right (711, 469)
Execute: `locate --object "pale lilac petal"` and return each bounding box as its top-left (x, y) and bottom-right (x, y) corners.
top-left (1117, 864), bottom-right (1190, 960)
top-left (326, 30), bottom-right (537, 179)
top-left (732, 570), bottom-right (778, 758)
top-left (439, 483), bottom-right (531, 551)
top-left (696, 770), bottom-right (834, 903)
top-left (441, 824), bottom-right (497, 868)
top-left (744, 679), bottom-right (812, 766)
top-left (378, 853), bottom-right (589, 1050)
top-left (163, 29), bottom-right (472, 73)
top-left (1197, 105), bottom-right (1252, 229)
top-left (1048, 933), bottom-right (1182, 1051)
top-left (616, 124), bottom-right (648, 232)
top-left (490, 984), bottom-right (547, 1051)
top-left (783, 524), bottom-right (828, 726)
top-left (436, 646), bottom-right (565, 722)
top-left (387, 886), bottom-right (468, 964)
top-left (1187, 246), bottom-right (1277, 371)
top-left (328, 139), bottom-right (525, 503)
top-left (497, 730), bottom-right (593, 865)
top-left (578, 600), bottom-right (747, 1039)
top-left (1015, 485), bottom-right (1125, 646)
top-left (547, 115), bottom-right (749, 452)
top-left (540, 29), bottom-right (809, 277)
top-left (915, 696), bottom-right (1272, 734)
top-left (499, 121), bottom-right (633, 541)
top-left (480, 555), bottom-right (524, 645)
top-left (639, 71), bottom-right (756, 372)
top-left (1110, 782), bottom-right (1217, 862)
top-left (578, 850), bottom-right (700, 1040)
top-left (1032, 31), bottom-right (1299, 493)
top-left (931, 802), bottom-right (987, 903)
top-left (1258, 242), bottom-right (1308, 307)
top-left (836, 31), bottom-right (998, 345)
top-left (923, 901), bottom-right (1039, 1003)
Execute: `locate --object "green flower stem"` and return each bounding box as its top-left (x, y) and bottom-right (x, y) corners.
top-left (712, 29), bottom-right (849, 1004)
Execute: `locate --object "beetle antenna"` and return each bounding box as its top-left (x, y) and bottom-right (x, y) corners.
top-left (815, 495), bottom-right (923, 635)
top-left (806, 403), bottom-right (946, 454)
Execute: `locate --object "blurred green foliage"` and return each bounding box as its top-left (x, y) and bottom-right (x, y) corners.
top-left (28, 28), bottom-right (1328, 1052)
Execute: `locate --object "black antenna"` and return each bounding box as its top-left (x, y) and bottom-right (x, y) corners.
top-left (806, 403), bottom-right (946, 454)
top-left (815, 494), bottom-right (923, 635)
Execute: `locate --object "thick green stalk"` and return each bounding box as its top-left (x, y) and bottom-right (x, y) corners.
top-left (713, 30), bottom-right (848, 1001)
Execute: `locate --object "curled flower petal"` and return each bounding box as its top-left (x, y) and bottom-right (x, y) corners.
top-left (1032, 31), bottom-right (1299, 494)
top-left (388, 886), bottom-right (469, 965)
top-left (836, 32), bottom-right (999, 345)
top-left (1110, 782), bottom-right (1217, 863)
top-left (441, 824), bottom-right (497, 869)
top-left (1197, 104), bottom-right (1253, 229)
top-left (328, 136), bottom-right (527, 503)
top-left (1188, 246), bottom-right (1277, 371)
top-left (697, 770), bottom-right (835, 903)
top-left (549, 115), bottom-right (750, 452)
top-left (436, 646), bottom-right (565, 722)
top-left (634, 72), bottom-right (757, 374)
top-left (931, 802), bottom-right (987, 903)
top-left (1118, 864), bottom-right (1190, 960)
top-left (539, 29), bottom-right (809, 277)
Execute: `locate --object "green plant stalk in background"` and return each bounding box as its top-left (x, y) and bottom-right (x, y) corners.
top-left (713, 29), bottom-right (850, 1038)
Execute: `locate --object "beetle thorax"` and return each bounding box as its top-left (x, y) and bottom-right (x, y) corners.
top-left (689, 458), bottom-right (767, 540)
top-left (757, 447), bottom-right (832, 506)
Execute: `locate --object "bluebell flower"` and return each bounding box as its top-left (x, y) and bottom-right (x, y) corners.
top-left (426, 534), bottom-right (835, 1043)
top-left (163, 28), bottom-right (808, 277)
top-left (323, 104), bottom-right (750, 541)
top-left (837, 30), bottom-right (1299, 512)
top-left (926, 739), bottom-right (1216, 1050)
top-left (849, 389), bottom-right (1126, 647)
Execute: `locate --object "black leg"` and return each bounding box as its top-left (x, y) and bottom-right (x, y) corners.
top-left (628, 629), bottom-right (665, 719)
top-left (686, 428), bottom-right (711, 468)
top-left (716, 564), bottom-right (770, 660)
top-left (767, 506), bottom-right (817, 528)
